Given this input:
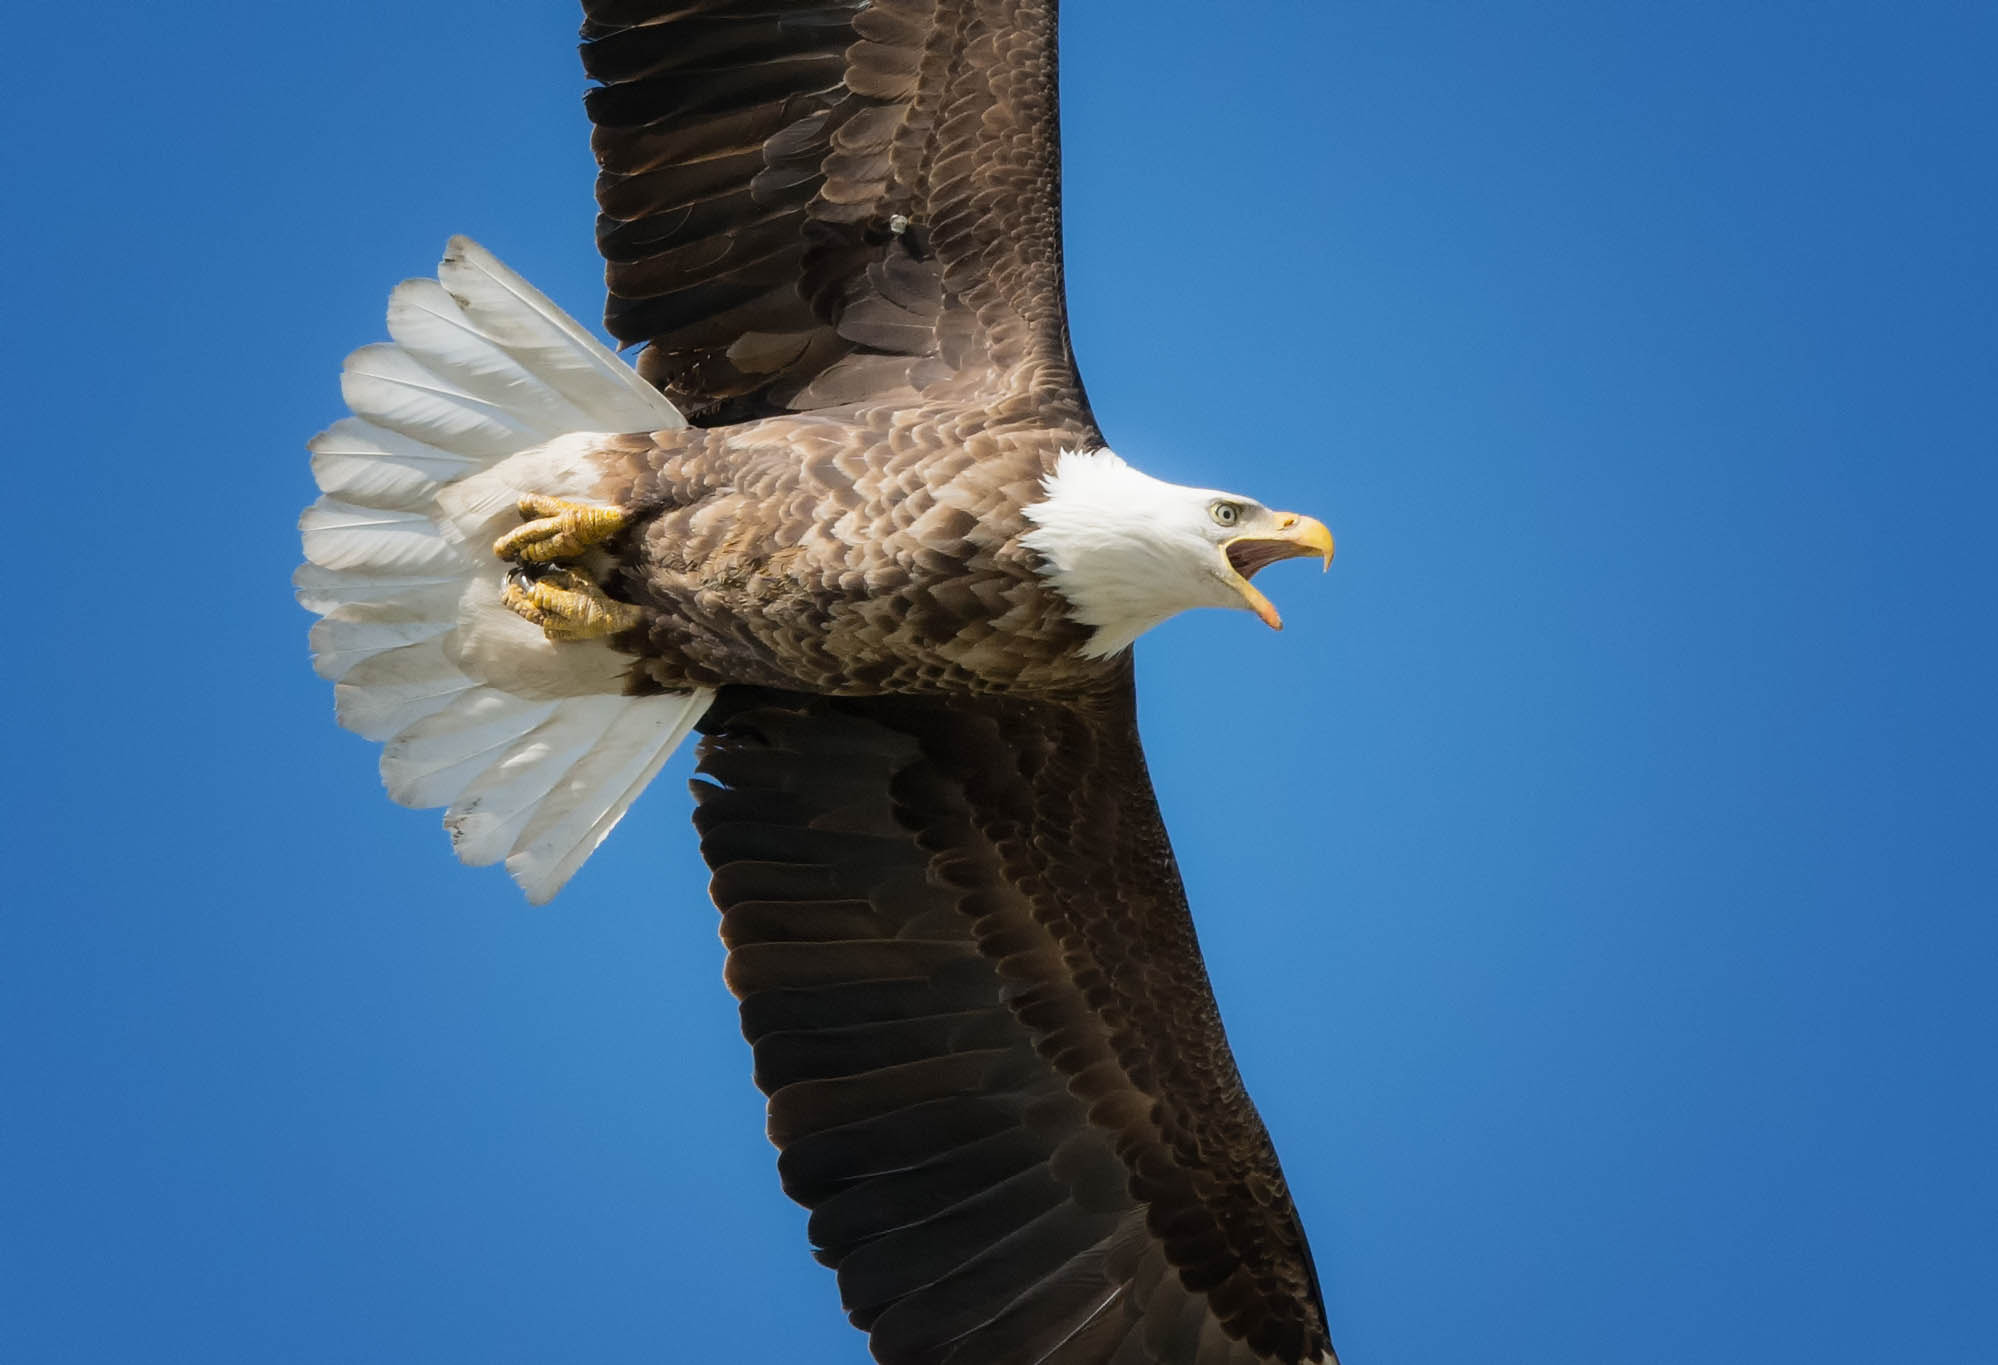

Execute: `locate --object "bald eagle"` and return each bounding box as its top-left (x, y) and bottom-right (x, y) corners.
top-left (299, 4), bottom-right (1340, 1362)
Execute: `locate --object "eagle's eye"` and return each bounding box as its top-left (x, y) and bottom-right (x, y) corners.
top-left (1209, 501), bottom-right (1242, 528)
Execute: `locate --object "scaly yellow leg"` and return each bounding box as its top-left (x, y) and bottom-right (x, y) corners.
top-left (501, 568), bottom-right (644, 642)
top-left (493, 496), bottom-right (630, 564)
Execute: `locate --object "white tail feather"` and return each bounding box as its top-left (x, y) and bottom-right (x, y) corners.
top-left (300, 499), bottom-right (472, 575)
top-left (385, 279), bottom-right (604, 436)
top-left (506, 699), bottom-right (708, 905)
top-left (299, 238), bottom-right (711, 901)
top-left (340, 344), bottom-right (537, 458)
top-left (308, 607), bottom-right (459, 682)
top-left (293, 563), bottom-right (464, 615)
top-left (435, 236), bottom-right (684, 431)
top-left (309, 418), bottom-right (484, 510)
top-left (445, 697), bottom-right (632, 867)
top-left (382, 689), bottom-right (566, 810)
top-left (334, 641), bottom-right (477, 742)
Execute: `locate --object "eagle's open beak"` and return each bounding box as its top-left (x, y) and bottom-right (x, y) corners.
top-left (1223, 513), bottom-right (1334, 631)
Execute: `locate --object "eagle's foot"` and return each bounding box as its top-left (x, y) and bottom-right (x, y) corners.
top-left (501, 567), bottom-right (643, 642)
top-left (493, 496), bottom-right (630, 565)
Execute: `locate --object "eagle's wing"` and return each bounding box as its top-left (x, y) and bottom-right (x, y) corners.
top-left (581, 0), bottom-right (1089, 425)
top-left (694, 679), bottom-right (1336, 1365)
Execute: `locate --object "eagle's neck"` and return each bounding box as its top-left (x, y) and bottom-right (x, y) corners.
top-left (1021, 448), bottom-right (1230, 659)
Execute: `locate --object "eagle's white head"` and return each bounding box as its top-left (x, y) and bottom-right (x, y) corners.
top-left (1021, 448), bottom-right (1335, 658)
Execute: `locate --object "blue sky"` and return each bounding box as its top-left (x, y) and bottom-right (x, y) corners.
top-left (4, 3), bottom-right (1993, 1361)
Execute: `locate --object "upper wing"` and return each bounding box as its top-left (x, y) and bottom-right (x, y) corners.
top-left (692, 678), bottom-right (1335, 1365)
top-left (581, 0), bottom-right (1089, 426)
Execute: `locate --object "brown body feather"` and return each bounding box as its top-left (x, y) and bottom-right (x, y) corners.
top-left (572, 3), bottom-right (1338, 1361)
top-left (586, 409), bottom-right (1101, 697)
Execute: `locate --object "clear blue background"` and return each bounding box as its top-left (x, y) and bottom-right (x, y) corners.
top-left (4, 3), bottom-right (1993, 1361)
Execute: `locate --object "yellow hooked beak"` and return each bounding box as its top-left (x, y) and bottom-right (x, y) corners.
top-left (1223, 512), bottom-right (1334, 631)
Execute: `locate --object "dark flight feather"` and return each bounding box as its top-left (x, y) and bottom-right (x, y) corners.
top-left (693, 683), bottom-right (1336, 1362)
top-left (582, 0), bottom-right (1087, 424)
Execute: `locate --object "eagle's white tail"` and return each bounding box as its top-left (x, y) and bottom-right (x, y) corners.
top-left (298, 238), bottom-right (712, 903)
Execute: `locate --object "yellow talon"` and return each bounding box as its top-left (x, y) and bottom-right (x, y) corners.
top-left (493, 496), bottom-right (630, 564)
top-left (501, 568), bottom-right (643, 641)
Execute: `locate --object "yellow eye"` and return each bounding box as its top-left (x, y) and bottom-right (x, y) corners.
top-left (1210, 501), bottom-right (1242, 528)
